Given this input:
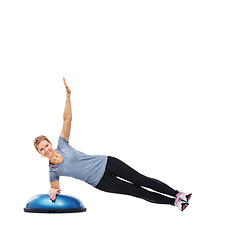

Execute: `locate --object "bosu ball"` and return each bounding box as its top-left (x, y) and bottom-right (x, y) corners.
top-left (24, 194), bottom-right (86, 213)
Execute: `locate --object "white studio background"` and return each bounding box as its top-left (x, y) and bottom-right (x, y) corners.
top-left (0, 0), bottom-right (239, 239)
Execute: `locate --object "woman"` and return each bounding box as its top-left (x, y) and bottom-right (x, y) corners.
top-left (34, 78), bottom-right (192, 211)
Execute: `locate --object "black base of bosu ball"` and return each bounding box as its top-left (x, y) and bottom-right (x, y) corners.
top-left (24, 194), bottom-right (86, 213)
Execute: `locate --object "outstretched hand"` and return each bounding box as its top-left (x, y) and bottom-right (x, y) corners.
top-left (63, 77), bottom-right (71, 95)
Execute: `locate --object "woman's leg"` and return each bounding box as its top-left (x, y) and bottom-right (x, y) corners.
top-left (96, 156), bottom-right (178, 205)
top-left (106, 156), bottom-right (179, 197)
top-left (96, 172), bottom-right (175, 205)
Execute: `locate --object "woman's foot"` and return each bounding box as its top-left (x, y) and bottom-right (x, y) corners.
top-left (174, 198), bottom-right (189, 211)
top-left (178, 192), bottom-right (192, 203)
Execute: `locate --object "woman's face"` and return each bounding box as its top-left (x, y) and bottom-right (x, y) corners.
top-left (37, 140), bottom-right (53, 158)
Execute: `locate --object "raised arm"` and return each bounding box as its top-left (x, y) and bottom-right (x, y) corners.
top-left (60, 77), bottom-right (72, 142)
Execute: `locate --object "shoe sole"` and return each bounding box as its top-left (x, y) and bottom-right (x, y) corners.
top-left (186, 193), bottom-right (192, 202)
top-left (181, 203), bottom-right (189, 211)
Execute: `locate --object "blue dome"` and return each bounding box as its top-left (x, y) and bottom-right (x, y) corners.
top-left (24, 194), bottom-right (86, 213)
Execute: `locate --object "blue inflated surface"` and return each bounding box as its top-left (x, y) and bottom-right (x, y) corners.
top-left (24, 194), bottom-right (86, 213)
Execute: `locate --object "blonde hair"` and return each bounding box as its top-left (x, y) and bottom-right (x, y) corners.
top-left (34, 135), bottom-right (51, 151)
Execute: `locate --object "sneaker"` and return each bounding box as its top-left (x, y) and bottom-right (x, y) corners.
top-left (174, 198), bottom-right (189, 211)
top-left (179, 192), bottom-right (192, 203)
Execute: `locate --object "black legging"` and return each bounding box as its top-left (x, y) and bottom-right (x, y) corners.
top-left (96, 156), bottom-right (179, 205)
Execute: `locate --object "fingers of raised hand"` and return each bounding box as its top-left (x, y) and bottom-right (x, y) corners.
top-left (63, 77), bottom-right (67, 87)
top-left (63, 77), bottom-right (71, 94)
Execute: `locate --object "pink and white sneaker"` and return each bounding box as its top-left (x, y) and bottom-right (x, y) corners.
top-left (178, 192), bottom-right (192, 203)
top-left (174, 197), bottom-right (189, 211)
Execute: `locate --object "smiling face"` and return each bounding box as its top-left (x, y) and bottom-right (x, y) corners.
top-left (37, 140), bottom-right (54, 158)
